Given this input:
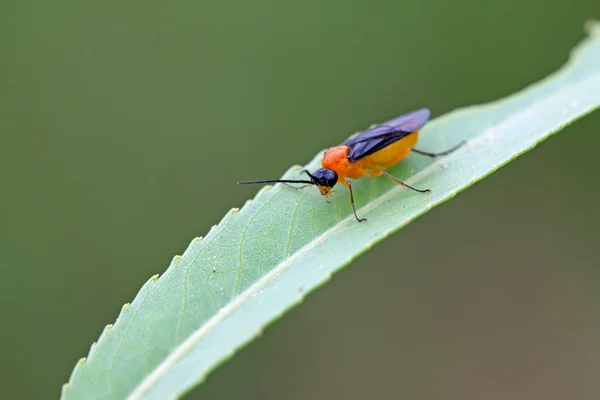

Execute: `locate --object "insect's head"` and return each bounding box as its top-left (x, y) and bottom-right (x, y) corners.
top-left (305, 168), bottom-right (338, 201)
top-left (237, 168), bottom-right (338, 201)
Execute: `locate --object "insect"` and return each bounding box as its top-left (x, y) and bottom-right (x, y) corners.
top-left (238, 108), bottom-right (464, 222)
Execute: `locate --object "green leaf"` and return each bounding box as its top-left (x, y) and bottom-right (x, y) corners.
top-left (62, 23), bottom-right (600, 400)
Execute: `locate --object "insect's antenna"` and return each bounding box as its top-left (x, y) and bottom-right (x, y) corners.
top-left (237, 179), bottom-right (314, 185)
top-left (302, 170), bottom-right (317, 180)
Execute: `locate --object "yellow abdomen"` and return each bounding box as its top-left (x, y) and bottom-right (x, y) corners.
top-left (357, 131), bottom-right (419, 171)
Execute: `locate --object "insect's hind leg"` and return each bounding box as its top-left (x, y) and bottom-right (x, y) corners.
top-left (411, 140), bottom-right (466, 158)
top-left (380, 171), bottom-right (430, 193)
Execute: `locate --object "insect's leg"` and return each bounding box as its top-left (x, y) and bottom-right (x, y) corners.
top-left (411, 141), bottom-right (466, 158)
top-left (363, 170), bottom-right (383, 177)
top-left (380, 171), bottom-right (430, 193)
top-left (347, 181), bottom-right (366, 222)
top-left (282, 183), bottom-right (310, 190)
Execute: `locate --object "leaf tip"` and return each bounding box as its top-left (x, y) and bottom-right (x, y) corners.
top-left (78, 357), bottom-right (87, 365)
top-left (151, 274), bottom-right (160, 282)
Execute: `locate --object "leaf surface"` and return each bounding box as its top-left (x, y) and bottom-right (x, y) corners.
top-left (62, 23), bottom-right (600, 400)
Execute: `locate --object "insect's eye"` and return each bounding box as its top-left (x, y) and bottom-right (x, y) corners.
top-left (312, 168), bottom-right (338, 187)
top-left (325, 173), bottom-right (337, 186)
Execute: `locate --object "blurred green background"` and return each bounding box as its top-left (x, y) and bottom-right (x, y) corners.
top-left (2, 0), bottom-right (599, 399)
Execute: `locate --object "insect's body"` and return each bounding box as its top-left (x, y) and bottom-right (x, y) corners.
top-left (322, 131), bottom-right (419, 184)
top-left (238, 108), bottom-right (464, 222)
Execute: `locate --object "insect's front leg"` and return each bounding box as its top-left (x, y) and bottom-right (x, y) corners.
top-left (282, 183), bottom-right (310, 190)
top-left (346, 181), bottom-right (366, 223)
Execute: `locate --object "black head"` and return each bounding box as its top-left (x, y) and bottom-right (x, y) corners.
top-left (305, 168), bottom-right (338, 200)
top-left (307, 168), bottom-right (338, 187)
top-left (237, 168), bottom-right (338, 201)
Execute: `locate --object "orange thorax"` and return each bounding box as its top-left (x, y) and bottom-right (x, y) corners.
top-left (321, 146), bottom-right (362, 185)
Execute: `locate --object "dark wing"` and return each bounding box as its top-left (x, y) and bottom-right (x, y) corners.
top-left (343, 108), bottom-right (430, 162)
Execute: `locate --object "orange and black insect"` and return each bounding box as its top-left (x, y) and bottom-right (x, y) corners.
top-left (238, 108), bottom-right (464, 222)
